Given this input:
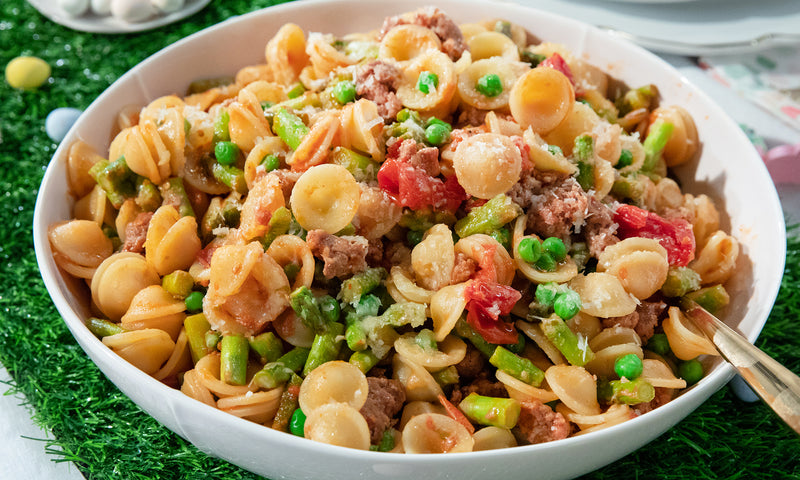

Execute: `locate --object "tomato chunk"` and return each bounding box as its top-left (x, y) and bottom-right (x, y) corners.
top-left (540, 53), bottom-right (574, 86)
top-left (464, 280), bottom-right (521, 345)
top-left (614, 204), bottom-right (695, 266)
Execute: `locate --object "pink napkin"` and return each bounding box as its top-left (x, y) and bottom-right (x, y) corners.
top-left (763, 143), bottom-right (800, 185)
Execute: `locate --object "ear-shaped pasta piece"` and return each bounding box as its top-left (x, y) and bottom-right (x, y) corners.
top-left (459, 22), bottom-right (488, 42)
top-left (244, 137), bottom-right (289, 189)
top-left (235, 63), bottom-right (273, 85)
top-left (153, 328), bottom-right (192, 382)
top-left (510, 67), bottom-right (574, 136)
top-left (541, 102), bottom-right (600, 157)
top-left (453, 132), bottom-right (523, 199)
top-left (139, 95), bottom-right (186, 124)
top-left (181, 368), bottom-right (217, 407)
top-left (339, 99), bottom-right (385, 162)
top-left (557, 403), bottom-right (631, 432)
top-left (306, 32), bottom-right (354, 80)
top-left (523, 128), bottom-right (576, 175)
top-left (430, 282), bottom-right (469, 341)
top-left (67, 140), bottom-right (105, 198)
top-left (592, 157), bottom-right (615, 199)
top-left (183, 108), bottom-right (214, 151)
top-left (120, 285), bottom-right (186, 341)
top-left (195, 352), bottom-right (255, 398)
top-left (204, 242), bottom-right (290, 336)
top-left (73, 184), bottom-right (114, 226)
top-left (241, 80), bottom-right (288, 105)
top-left (394, 333), bottom-right (467, 371)
top-left (396, 50), bottom-right (457, 115)
top-left (352, 184), bottom-right (403, 240)
top-left (640, 359), bottom-right (687, 389)
top-left (458, 58), bottom-right (528, 111)
top-left (217, 388), bottom-right (283, 424)
top-left (690, 231), bottom-right (739, 285)
top-left (687, 194), bottom-right (720, 249)
top-left (454, 233), bottom-right (516, 286)
top-left (544, 364), bottom-right (601, 416)
top-left (379, 24), bottom-right (442, 62)
top-left (288, 110), bottom-right (340, 172)
top-left (228, 89), bottom-right (273, 154)
top-left (387, 266), bottom-right (434, 304)
top-left (584, 343), bottom-right (643, 379)
top-left (393, 353), bottom-right (444, 402)
top-left (49, 220), bottom-right (113, 280)
top-left (266, 234), bottom-right (315, 291)
top-left (156, 108), bottom-right (187, 176)
top-left (467, 31), bottom-right (520, 61)
top-left (272, 308), bottom-right (315, 348)
top-left (516, 320), bottom-right (566, 365)
top-left (653, 177), bottom-right (684, 214)
top-left (472, 426), bottom-right (518, 451)
top-left (496, 370), bottom-right (559, 403)
top-left (528, 42), bottom-right (608, 96)
top-left (114, 199), bottom-right (141, 244)
top-left (298, 360), bottom-right (370, 413)
top-left (662, 307), bottom-right (718, 361)
top-left (616, 134), bottom-right (645, 174)
top-left (402, 413), bottom-right (474, 453)
top-left (484, 111), bottom-right (523, 137)
top-left (566, 312), bottom-right (603, 343)
top-left (290, 164), bottom-right (360, 233)
top-left (649, 105), bottom-right (698, 167)
top-left (145, 205), bottom-right (202, 276)
top-left (412, 223), bottom-right (456, 291)
top-left (111, 120), bottom-right (172, 184)
top-left (596, 237), bottom-right (669, 300)
top-left (239, 173), bottom-right (285, 241)
top-left (265, 23), bottom-right (309, 85)
top-left (304, 402), bottom-right (371, 450)
top-left (102, 328), bottom-right (175, 375)
top-left (588, 326), bottom-right (641, 352)
top-left (399, 401), bottom-right (447, 430)
top-left (568, 272), bottom-right (637, 318)
top-left (91, 252), bottom-right (160, 321)
top-left (512, 217), bottom-right (578, 284)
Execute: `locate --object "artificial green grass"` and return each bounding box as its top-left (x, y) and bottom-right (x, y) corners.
top-left (1, 1), bottom-right (799, 478)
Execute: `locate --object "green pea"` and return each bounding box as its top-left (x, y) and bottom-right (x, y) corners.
top-left (261, 153), bottom-right (281, 172)
top-left (289, 408), bottom-right (306, 437)
top-left (476, 73), bottom-right (503, 97)
top-left (678, 359), bottom-right (704, 386)
top-left (553, 290), bottom-right (581, 320)
top-left (614, 353), bottom-right (644, 380)
top-left (417, 71), bottom-right (438, 94)
top-left (318, 294), bottom-right (341, 324)
top-left (185, 291), bottom-right (205, 312)
top-left (546, 144), bottom-right (563, 156)
top-left (396, 108), bottom-right (414, 123)
top-left (214, 141), bottom-right (240, 166)
top-left (426, 117), bottom-right (452, 131)
top-left (425, 123), bottom-right (450, 146)
top-left (286, 82), bottom-right (306, 99)
top-left (535, 282), bottom-right (559, 308)
top-left (647, 333), bottom-right (671, 356)
top-left (332, 80), bottom-right (356, 104)
top-left (542, 237), bottom-right (567, 262)
top-left (518, 237), bottom-right (542, 264)
top-left (407, 229), bottom-right (424, 247)
top-left (616, 149), bottom-right (633, 168)
top-left (535, 252), bottom-right (557, 271)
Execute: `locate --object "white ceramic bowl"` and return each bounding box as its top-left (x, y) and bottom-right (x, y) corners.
top-left (33, 1), bottom-right (786, 478)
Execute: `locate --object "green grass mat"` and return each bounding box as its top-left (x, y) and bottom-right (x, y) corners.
top-left (1, 1), bottom-right (799, 478)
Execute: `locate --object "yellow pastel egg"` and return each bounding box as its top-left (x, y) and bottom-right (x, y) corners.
top-left (5, 56), bottom-right (51, 90)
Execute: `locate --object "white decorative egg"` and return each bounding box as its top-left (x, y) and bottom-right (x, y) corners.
top-left (45, 108), bottom-right (83, 143)
top-left (57, 0), bottom-right (90, 17)
top-left (90, 0), bottom-right (113, 15)
top-left (151, 0), bottom-right (185, 14)
top-left (110, 0), bottom-right (156, 23)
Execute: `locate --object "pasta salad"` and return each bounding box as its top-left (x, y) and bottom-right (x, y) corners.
top-left (49, 6), bottom-right (739, 453)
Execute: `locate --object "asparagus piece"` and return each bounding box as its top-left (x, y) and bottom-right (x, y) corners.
top-left (85, 317), bottom-right (125, 338)
top-left (273, 107), bottom-right (309, 150)
top-left (661, 266), bottom-right (702, 297)
top-left (272, 374), bottom-right (303, 432)
top-left (210, 162), bottom-right (248, 195)
top-left (261, 206), bottom-right (293, 248)
top-left (162, 270), bottom-right (194, 299)
top-left (339, 267), bottom-right (386, 304)
top-left (540, 314), bottom-right (594, 367)
top-left (248, 331), bottom-right (284, 364)
top-left (598, 378), bottom-right (656, 405)
top-left (220, 334), bottom-right (249, 386)
top-left (251, 347), bottom-right (310, 389)
top-left (331, 146), bottom-right (380, 183)
top-left (160, 177), bottom-right (195, 217)
top-left (682, 285), bottom-right (730, 315)
top-left (432, 365), bottom-right (460, 387)
top-left (184, 313), bottom-right (212, 364)
top-left (642, 119), bottom-right (674, 173)
top-left (290, 286), bottom-right (336, 335)
top-left (572, 134), bottom-right (594, 191)
top-left (489, 346), bottom-right (544, 386)
top-left (454, 194), bottom-right (522, 238)
top-left (213, 108), bottom-right (230, 143)
top-left (458, 393), bottom-right (521, 429)
top-left (88, 157), bottom-right (137, 208)
top-left (135, 178), bottom-right (161, 212)
top-left (303, 322), bottom-right (345, 376)
top-left (454, 317), bottom-right (497, 358)
top-left (349, 349), bottom-right (380, 374)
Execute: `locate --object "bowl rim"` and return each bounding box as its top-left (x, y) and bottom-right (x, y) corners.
top-left (31, 0), bottom-right (787, 472)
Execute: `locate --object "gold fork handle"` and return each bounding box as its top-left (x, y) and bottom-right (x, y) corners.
top-left (685, 303), bottom-right (800, 435)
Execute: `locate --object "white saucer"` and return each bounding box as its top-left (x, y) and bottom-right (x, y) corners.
top-left (509, 0), bottom-right (800, 55)
top-left (27, 0), bottom-right (212, 34)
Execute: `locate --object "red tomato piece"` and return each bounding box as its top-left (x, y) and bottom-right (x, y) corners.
top-left (464, 280), bottom-right (521, 345)
top-left (614, 203), bottom-right (695, 266)
top-left (438, 394), bottom-right (475, 435)
top-left (540, 52), bottom-right (574, 86)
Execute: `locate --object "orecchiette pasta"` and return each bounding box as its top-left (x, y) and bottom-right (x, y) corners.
top-left (56, 7), bottom-right (734, 455)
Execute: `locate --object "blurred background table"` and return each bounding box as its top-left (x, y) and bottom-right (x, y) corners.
top-left (1, 0), bottom-right (798, 478)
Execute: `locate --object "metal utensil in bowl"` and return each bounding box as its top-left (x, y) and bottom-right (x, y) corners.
top-left (684, 301), bottom-right (800, 434)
